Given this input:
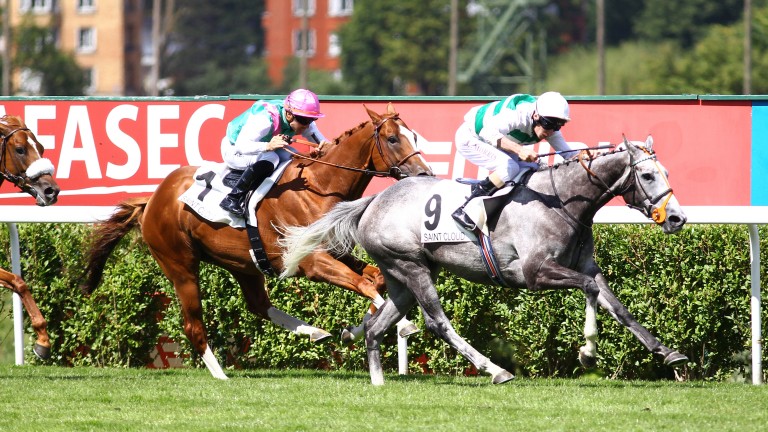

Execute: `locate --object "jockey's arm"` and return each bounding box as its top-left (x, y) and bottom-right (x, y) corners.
top-left (302, 122), bottom-right (331, 154)
top-left (480, 110), bottom-right (538, 162)
top-left (547, 132), bottom-right (585, 160)
top-left (233, 114), bottom-right (275, 155)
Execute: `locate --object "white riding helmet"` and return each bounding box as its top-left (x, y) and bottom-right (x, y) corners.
top-left (535, 91), bottom-right (571, 121)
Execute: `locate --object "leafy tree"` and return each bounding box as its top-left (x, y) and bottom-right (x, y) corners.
top-left (340, 0), bottom-right (460, 95)
top-left (165, 0), bottom-right (271, 95)
top-left (633, 0), bottom-right (743, 48)
top-left (13, 18), bottom-right (85, 96)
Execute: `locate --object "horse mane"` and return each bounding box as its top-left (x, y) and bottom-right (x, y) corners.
top-left (541, 147), bottom-right (628, 172)
top-left (0, 115), bottom-right (25, 133)
top-left (331, 120), bottom-right (370, 145)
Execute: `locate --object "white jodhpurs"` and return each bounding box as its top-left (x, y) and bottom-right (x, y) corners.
top-left (221, 137), bottom-right (281, 170)
top-left (454, 122), bottom-right (537, 184)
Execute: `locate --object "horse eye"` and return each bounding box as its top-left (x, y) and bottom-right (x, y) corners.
top-left (387, 136), bottom-right (398, 144)
top-left (14, 146), bottom-right (25, 155)
top-left (641, 173), bottom-right (653, 181)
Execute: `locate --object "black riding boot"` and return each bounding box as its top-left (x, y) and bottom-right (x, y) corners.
top-left (451, 178), bottom-right (499, 231)
top-left (219, 160), bottom-right (275, 217)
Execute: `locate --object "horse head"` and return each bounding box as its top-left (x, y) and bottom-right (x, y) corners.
top-left (363, 103), bottom-right (433, 179)
top-left (620, 135), bottom-right (686, 234)
top-left (0, 115), bottom-right (59, 206)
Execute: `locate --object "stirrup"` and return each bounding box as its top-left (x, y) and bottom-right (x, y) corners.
top-left (451, 208), bottom-right (477, 231)
top-left (220, 196), bottom-right (245, 217)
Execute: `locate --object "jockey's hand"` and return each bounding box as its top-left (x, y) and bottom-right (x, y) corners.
top-left (311, 140), bottom-right (331, 158)
top-left (267, 135), bottom-right (288, 151)
top-left (518, 147), bottom-right (539, 162)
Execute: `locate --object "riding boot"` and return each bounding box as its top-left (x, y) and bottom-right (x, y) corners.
top-left (220, 160), bottom-right (275, 217)
top-left (451, 177), bottom-right (500, 231)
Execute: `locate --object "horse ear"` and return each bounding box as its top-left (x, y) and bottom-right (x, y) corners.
top-left (364, 104), bottom-right (382, 124)
top-left (386, 102), bottom-right (396, 115)
top-left (645, 134), bottom-right (654, 152)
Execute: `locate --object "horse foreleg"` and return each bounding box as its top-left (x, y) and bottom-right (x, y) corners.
top-left (525, 258), bottom-right (602, 369)
top-left (303, 253), bottom-right (419, 342)
top-left (0, 268), bottom-right (50, 359)
top-left (342, 294), bottom-right (420, 343)
top-left (594, 272), bottom-right (688, 367)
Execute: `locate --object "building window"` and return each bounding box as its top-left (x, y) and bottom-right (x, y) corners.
top-left (328, 0), bottom-right (353, 17)
top-left (20, 0), bottom-right (53, 13)
top-left (293, 29), bottom-right (316, 57)
top-left (77, 0), bottom-right (95, 13)
top-left (328, 33), bottom-right (340, 58)
top-left (77, 27), bottom-right (96, 53)
top-left (292, 0), bottom-right (315, 17)
top-left (83, 67), bottom-right (97, 95)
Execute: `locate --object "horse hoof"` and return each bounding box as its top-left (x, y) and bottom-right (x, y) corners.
top-left (579, 350), bottom-right (597, 369)
top-left (33, 343), bottom-right (51, 360)
top-left (664, 352), bottom-right (688, 367)
top-left (492, 370), bottom-right (515, 384)
top-left (397, 323), bottom-right (421, 338)
top-left (341, 327), bottom-right (356, 345)
top-left (310, 330), bottom-right (333, 343)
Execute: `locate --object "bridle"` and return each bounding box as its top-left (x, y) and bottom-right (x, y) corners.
top-left (284, 115), bottom-right (423, 179)
top-left (0, 127), bottom-right (34, 189)
top-left (550, 147), bottom-right (675, 229)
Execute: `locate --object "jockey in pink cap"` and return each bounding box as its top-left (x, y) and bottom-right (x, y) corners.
top-left (219, 88), bottom-right (332, 218)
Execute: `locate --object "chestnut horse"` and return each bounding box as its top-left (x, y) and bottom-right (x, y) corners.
top-left (81, 103), bottom-right (433, 379)
top-left (0, 115), bottom-right (60, 359)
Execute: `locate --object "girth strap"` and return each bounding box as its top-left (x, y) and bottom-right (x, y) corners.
top-left (473, 229), bottom-right (509, 287)
top-left (246, 224), bottom-right (276, 276)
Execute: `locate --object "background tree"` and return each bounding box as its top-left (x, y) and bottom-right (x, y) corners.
top-left (13, 18), bottom-right (85, 96)
top-left (164, 0), bottom-right (272, 95)
top-left (340, 0), bottom-right (464, 95)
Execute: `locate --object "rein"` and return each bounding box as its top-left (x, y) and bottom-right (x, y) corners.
top-left (283, 115), bottom-right (422, 179)
top-left (549, 147), bottom-right (675, 229)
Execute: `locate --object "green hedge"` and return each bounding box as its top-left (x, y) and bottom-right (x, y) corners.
top-left (0, 222), bottom-right (765, 381)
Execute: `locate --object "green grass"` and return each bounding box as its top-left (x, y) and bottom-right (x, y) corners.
top-left (0, 365), bottom-right (766, 431)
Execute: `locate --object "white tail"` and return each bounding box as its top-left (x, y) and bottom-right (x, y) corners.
top-left (278, 196), bottom-right (376, 278)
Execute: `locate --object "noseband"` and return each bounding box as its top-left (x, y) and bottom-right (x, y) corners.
top-left (0, 127), bottom-right (54, 194)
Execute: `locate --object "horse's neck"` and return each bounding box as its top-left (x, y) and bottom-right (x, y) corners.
top-left (301, 122), bottom-right (376, 199)
top-left (548, 152), bottom-right (630, 222)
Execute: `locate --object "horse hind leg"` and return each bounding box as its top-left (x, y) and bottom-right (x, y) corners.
top-left (364, 293), bottom-right (418, 385)
top-left (342, 294), bottom-right (420, 344)
top-left (0, 269), bottom-right (50, 359)
top-left (231, 272), bottom-right (331, 343)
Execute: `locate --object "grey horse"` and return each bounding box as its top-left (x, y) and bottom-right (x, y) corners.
top-left (281, 135), bottom-right (689, 385)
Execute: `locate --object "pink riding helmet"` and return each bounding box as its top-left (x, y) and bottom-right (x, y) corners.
top-left (284, 88), bottom-right (325, 119)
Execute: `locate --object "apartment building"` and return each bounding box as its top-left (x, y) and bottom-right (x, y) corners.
top-left (262, 0), bottom-right (353, 87)
top-left (7, 0), bottom-right (144, 96)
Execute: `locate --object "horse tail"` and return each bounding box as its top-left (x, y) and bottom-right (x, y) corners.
top-left (80, 197), bottom-right (149, 295)
top-left (279, 195), bottom-right (376, 278)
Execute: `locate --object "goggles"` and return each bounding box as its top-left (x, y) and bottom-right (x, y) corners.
top-left (292, 113), bottom-right (315, 125)
top-left (538, 116), bottom-right (567, 131)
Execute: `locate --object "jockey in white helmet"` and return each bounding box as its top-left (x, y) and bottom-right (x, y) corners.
top-left (219, 88), bottom-right (331, 217)
top-left (452, 91), bottom-right (585, 231)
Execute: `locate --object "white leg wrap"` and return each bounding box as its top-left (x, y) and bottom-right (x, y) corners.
top-left (201, 345), bottom-right (229, 380)
top-left (267, 306), bottom-right (316, 336)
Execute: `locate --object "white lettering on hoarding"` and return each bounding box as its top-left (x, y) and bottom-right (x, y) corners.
top-left (185, 104), bottom-right (225, 166)
top-left (58, 106), bottom-right (101, 179)
top-left (147, 105), bottom-right (180, 178)
top-left (105, 105), bottom-right (141, 180)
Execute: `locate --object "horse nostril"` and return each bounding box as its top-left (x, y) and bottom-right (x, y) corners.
top-left (45, 187), bottom-right (59, 198)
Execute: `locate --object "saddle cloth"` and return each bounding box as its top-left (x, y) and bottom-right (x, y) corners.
top-left (420, 180), bottom-right (513, 244)
top-left (178, 158), bottom-right (291, 228)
